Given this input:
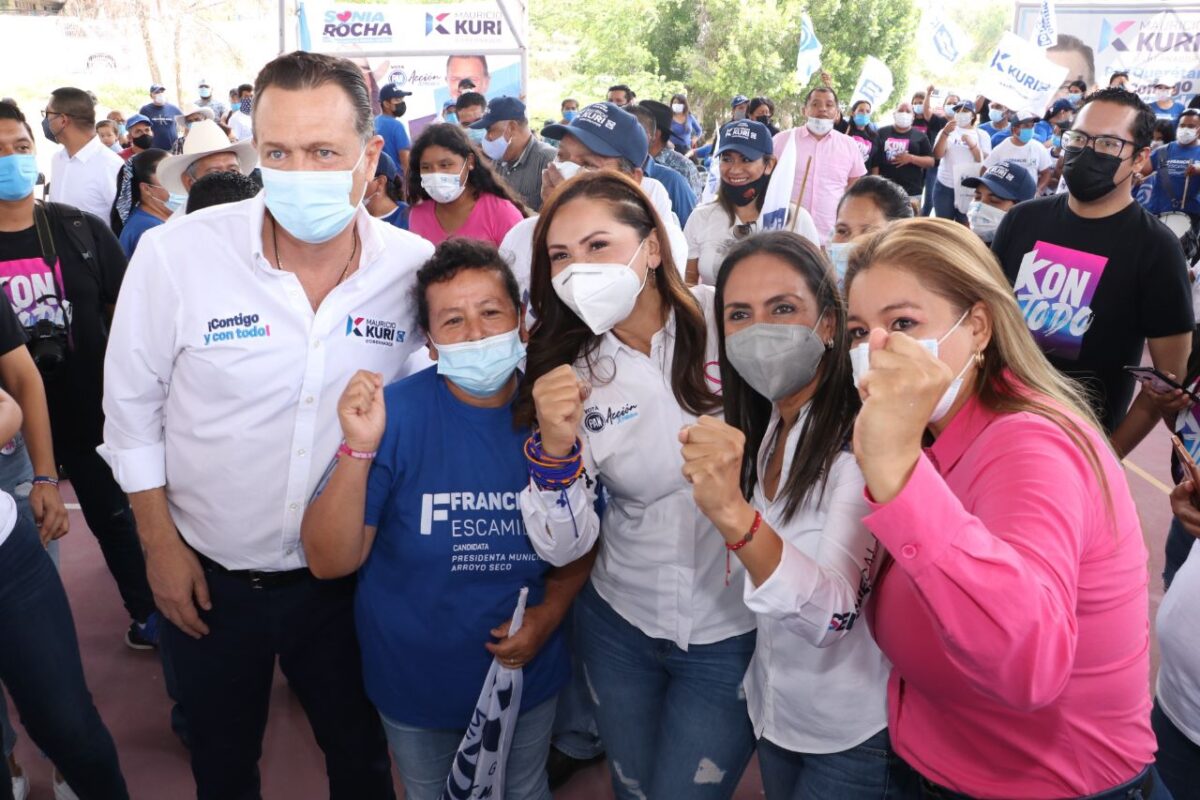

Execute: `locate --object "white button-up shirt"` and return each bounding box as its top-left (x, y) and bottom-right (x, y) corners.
top-left (741, 406), bottom-right (890, 754)
top-left (520, 285), bottom-right (756, 649)
top-left (49, 135), bottom-right (123, 227)
top-left (99, 195), bottom-right (435, 571)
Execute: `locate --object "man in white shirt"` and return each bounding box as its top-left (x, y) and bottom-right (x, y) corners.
top-left (983, 109), bottom-right (1055, 193)
top-left (44, 87), bottom-right (123, 226)
top-left (227, 83), bottom-right (254, 142)
top-left (100, 51), bottom-right (432, 799)
top-left (500, 101), bottom-right (688, 298)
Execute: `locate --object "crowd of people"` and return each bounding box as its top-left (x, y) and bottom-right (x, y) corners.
top-left (0, 43), bottom-right (1198, 800)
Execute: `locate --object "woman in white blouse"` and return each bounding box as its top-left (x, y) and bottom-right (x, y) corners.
top-left (684, 120), bottom-right (818, 286)
top-left (679, 231), bottom-right (894, 798)
top-left (932, 100), bottom-right (991, 224)
top-left (515, 170), bottom-right (757, 799)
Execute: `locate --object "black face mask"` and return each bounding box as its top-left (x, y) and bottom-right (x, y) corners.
top-left (753, 116), bottom-right (772, 127)
top-left (393, 101), bottom-right (407, 118)
top-left (41, 116), bottom-right (59, 145)
top-left (131, 133), bottom-right (154, 150)
top-left (1062, 146), bottom-right (1127, 202)
top-left (722, 172), bottom-right (771, 207)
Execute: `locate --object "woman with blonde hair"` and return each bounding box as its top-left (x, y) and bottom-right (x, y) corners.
top-left (844, 218), bottom-right (1164, 799)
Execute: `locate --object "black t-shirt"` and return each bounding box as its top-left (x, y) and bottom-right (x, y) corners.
top-left (992, 193), bottom-right (1194, 432)
top-left (912, 114), bottom-right (947, 150)
top-left (0, 205), bottom-right (126, 443)
top-left (870, 126), bottom-right (933, 196)
top-left (0, 299), bottom-right (26, 356)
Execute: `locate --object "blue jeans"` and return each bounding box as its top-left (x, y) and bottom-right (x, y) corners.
top-left (758, 729), bottom-right (899, 800)
top-left (1163, 518), bottom-right (1195, 590)
top-left (921, 167), bottom-right (937, 216)
top-left (889, 758), bottom-right (1173, 799)
top-left (932, 181), bottom-right (966, 223)
top-left (381, 696), bottom-right (556, 800)
top-left (575, 582), bottom-right (757, 800)
top-left (0, 513), bottom-right (128, 800)
top-left (551, 599), bottom-right (603, 760)
top-left (1153, 699), bottom-right (1199, 800)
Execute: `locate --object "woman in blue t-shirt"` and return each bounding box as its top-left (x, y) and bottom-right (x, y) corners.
top-left (116, 148), bottom-right (178, 258)
top-left (301, 239), bottom-right (579, 800)
top-left (668, 93), bottom-right (703, 153)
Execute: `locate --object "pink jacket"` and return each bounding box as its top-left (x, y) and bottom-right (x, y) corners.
top-left (865, 392), bottom-right (1155, 799)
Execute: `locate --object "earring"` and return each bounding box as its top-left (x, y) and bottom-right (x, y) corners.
top-left (975, 350), bottom-right (985, 368)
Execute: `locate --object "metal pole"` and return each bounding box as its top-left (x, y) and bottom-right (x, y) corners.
top-left (278, 0), bottom-right (287, 54)
top-left (493, 0), bottom-right (527, 99)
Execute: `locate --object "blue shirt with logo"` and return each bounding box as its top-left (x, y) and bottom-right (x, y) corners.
top-left (374, 114), bottom-right (411, 178)
top-left (1148, 141), bottom-right (1200, 215)
top-left (359, 367), bottom-right (569, 728)
top-left (139, 102), bottom-right (184, 151)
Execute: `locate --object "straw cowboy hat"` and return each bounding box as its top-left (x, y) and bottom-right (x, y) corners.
top-left (159, 119), bottom-right (258, 195)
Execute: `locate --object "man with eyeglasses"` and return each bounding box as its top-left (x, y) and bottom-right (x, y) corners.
top-left (992, 87), bottom-right (1193, 459)
top-left (43, 87), bottom-right (124, 226)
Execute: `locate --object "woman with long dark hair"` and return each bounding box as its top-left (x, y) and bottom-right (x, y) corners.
top-left (680, 231), bottom-right (894, 797)
top-left (668, 93), bottom-right (702, 153)
top-left (406, 123), bottom-right (528, 247)
top-left (115, 148), bottom-right (176, 258)
top-left (837, 100), bottom-right (877, 166)
top-left (514, 170), bottom-right (757, 799)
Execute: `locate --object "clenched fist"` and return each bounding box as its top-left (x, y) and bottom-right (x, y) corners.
top-left (338, 370), bottom-right (386, 452)
top-left (679, 416), bottom-right (749, 536)
top-left (533, 364), bottom-right (588, 457)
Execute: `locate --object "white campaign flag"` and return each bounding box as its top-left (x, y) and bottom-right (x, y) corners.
top-left (920, 12), bottom-right (971, 70)
top-left (796, 13), bottom-right (823, 84)
top-left (976, 31), bottom-right (1068, 112)
top-left (850, 56), bottom-right (895, 109)
top-left (441, 587), bottom-right (529, 800)
top-left (1033, 0), bottom-right (1058, 49)
top-left (760, 134), bottom-right (796, 231)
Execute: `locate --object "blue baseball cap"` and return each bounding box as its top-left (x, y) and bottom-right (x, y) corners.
top-left (541, 102), bottom-right (648, 167)
top-left (715, 120), bottom-right (773, 159)
top-left (731, 94), bottom-right (750, 108)
top-left (149, 84), bottom-right (165, 94)
top-left (375, 151), bottom-right (397, 180)
top-left (125, 113), bottom-right (151, 130)
top-left (379, 84), bottom-right (412, 102)
top-left (953, 99), bottom-right (976, 113)
top-left (960, 159), bottom-right (1037, 203)
top-left (1048, 98), bottom-right (1075, 116)
top-left (470, 96), bottom-right (527, 129)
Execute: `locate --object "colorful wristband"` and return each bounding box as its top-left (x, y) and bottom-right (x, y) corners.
top-left (337, 442), bottom-right (377, 460)
top-left (32, 475), bottom-right (59, 487)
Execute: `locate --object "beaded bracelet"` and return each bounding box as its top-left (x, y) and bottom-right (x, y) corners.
top-left (525, 432), bottom-right (585, 539)
top-left (32, 475), bottom-right (59, 487)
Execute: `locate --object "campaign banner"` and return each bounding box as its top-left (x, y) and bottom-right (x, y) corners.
top-left (1034, 0), bottom-right (1059, 49)
top-left (1015, 3), bottom-right (1200, 98)
top-left (850, 56), bottom-right (895, 109)
top-left (371, 53), bottom-right (522, 137)
top-left (1013, 240), bottom-right (1106, 361)
top-left (761, 135), bottom-right (797, 231)
top-left (976, 31), bottom-right (1068, 111)
top-left (920, 12), bottom-right (971, 70)
top-left (301, 2), bottom-right (523, 54)
top-left (796, 13), bottom-right (823, 84)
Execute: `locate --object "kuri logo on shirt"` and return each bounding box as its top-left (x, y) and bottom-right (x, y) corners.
top-left (1013, 241), bottom-right (1106, 360)
top-left (419, 491), bottom-right (524, 536)
top-left (346, 314), bottom-right (404, 347)
top-left (582, 403), bottom-right (638, 433)
top-left (203, 312), bottom-right (271, 346)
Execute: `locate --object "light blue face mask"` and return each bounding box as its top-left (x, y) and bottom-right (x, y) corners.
top-left (467, 127), bottom-right (486, 144)
top-left (913, 103), bottom-right (924, 116)
top-left (853, 113), bottom-right (870, 127)
top-left (0, 154), bottom-right (39, 201)
top-left (166, 192), bottom-right (187, 212)
top-left (988, 108), bottom-right (1006, 123)
top-left (1018, 127), bottom-right (1034, 143)
top-left (434, 327), bottom-right (526, 397)
top-left (445, 112), bottom-right (458, 125)
top-left (260, 148), bottom-right (366, 244)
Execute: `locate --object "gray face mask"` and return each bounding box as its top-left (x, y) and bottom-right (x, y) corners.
top-left (725, 316), bottom-right (828, 402)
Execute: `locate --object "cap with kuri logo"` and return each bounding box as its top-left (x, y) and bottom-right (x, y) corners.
top-left (960, 159), bottom-right (1037, 203)
top-left (715, 120), bottom-right (773, 159)
top-left (540, 102), bottom-right (648, 167)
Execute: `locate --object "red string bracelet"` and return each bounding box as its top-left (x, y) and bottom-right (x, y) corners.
top-left (725, 510), bottom-right (762, 586)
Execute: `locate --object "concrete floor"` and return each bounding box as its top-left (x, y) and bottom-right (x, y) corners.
top-left (7, 420), bottom-right (1179, 799)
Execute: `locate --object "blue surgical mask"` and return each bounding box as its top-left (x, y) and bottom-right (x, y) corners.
top-left (913, 103), bottom-right (924, 116)
top-left (444, 112), bottom-right (458, 125)
top-left (988, 109), bottom-right (1006, 123)
top-left (824, 241), bottom-right (852, 286)
top-left (563, 110), bottom-right (578, 122)
top-left (434, 327), bottom-right (526, 397)
top-left (1052, 134), bottom-right (1062, 149)
top-left (0, 154), bottom-right (38, 201)
top-left (853, 113), bottom-right (870, 127)
top-left (1068, 92), bottom-right (1082, 105)
top-left (166, 192), bottom-right (187, 212)
top-left (1018, 127), bottom-right (1034, 143)
top-left (116, 123), bottom-right (127, 137)
top-left (467, 127), bottom-right (486, 144)
top-left (260, 148), bottom-right (366, 244)
top-left (199, 87), bottom-right (212, 99)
